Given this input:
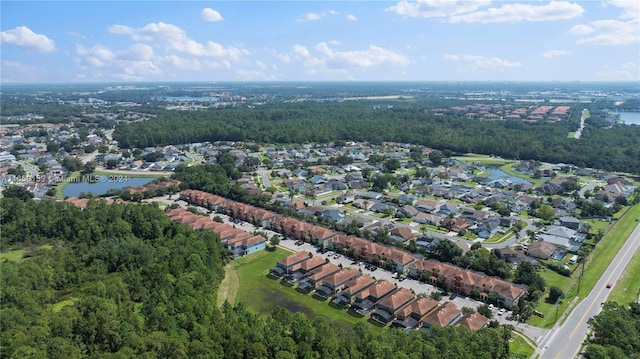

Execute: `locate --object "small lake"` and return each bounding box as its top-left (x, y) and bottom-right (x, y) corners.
top-left (62, 174), bottom-right (154, 198)
top-left (611, 112), bottom-right (640, 125)
top-left (484, 168), bottom-right (531, 184)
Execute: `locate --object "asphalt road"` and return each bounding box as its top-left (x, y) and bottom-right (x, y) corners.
top-left (539, 223), bottom-right (640, 359)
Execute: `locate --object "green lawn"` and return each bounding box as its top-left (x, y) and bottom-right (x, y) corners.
top-left (92, 170), bottom-right (167, 178)
top-left (453, 154), bottom-right (512, 166)
top-left (50, 297), bottom-right (78, 313)
top-left (233, 247), bottom-right (373, 330)
top-left (607, 245), bottom-right (640, 305)
top-left (55, 171), bottom-right (81, 199)
top-left (0, 249), bottom-right (23, 262)
top-left (509, 333), bottom-right (535, 359)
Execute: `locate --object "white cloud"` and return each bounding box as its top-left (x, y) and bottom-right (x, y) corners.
top-left (299, 12), bottom-right (323, 22)
top-left (312, 42), bottom-right (411, 69)
top-left (444, 53), bottom-right (521, 69)
top-left (1, 26), bottom-right (56, 52)
top-left (201, 8), bottom-right (224, 22)
top-left (293, 44), bottom-right (310, 58)
top-left (346, 14), bottom-right (358, 21)
top-left (571, 1), bottom-right (639, 45)
top-left (297, 10), bottom-right (341, 22)
top-left (606, 0), bottom-right (639, 20)
top-left (386, 0), bottom-right (491, 19)
top-left (542, 49), bottom-right (571, 58)
top-left (571, 18), bottom-right (639, 45)
top-left (387, 1), bottom-right (584, 23)
top-left (447, 1), bottom-right (584, 23)
top-left (108, 22), bottom-right (246, 59)
top-left (75, 44), bottom-right (115, 67)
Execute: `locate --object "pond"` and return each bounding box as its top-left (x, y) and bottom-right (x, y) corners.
top-left (62, 174), bottom-right (155, 198)
top-left (611, 112), bottom-right (640, 125)
top-left (483, 168), bottom-right (531, 185)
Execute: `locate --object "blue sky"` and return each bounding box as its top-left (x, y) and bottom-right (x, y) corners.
top-left (1, 1), bottom-right (638, 83)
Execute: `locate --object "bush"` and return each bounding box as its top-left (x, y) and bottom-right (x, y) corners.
top-left (544, 262), bottom-right (571, 277)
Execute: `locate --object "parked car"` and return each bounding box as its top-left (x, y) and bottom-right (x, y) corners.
top-left (498, 308), bottom-right (507, 316)
top-left (449, 292), bottom-right (457, 300)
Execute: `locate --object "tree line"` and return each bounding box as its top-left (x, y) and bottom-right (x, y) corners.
top-left (113, 101), bottom-right (640, 174)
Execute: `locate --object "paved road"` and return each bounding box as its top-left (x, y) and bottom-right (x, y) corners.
top-left (539, 223), bottom-right (640, 359)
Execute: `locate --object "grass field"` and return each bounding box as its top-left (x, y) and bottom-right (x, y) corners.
top-left (0, 249), bottom-right (23, 262)
top-left (509, 333), bottom-right (535, 359)
top-left (607, 246), bottom-right (640, 305)
top-left (230, 247), bottom-right (375, 330)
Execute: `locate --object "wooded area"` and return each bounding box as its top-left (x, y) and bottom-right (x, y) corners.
top-left (0, 197), bottom-right (515, 358)
top-left (112, 101), bottom-right (640, 174)
top-left (585, 302), bottom-right (640, 359)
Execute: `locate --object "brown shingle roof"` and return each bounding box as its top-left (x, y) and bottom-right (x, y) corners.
top-left (422, 302), bottom-right (461, 328)
top-left (456, 312), bottom-right (489, 331)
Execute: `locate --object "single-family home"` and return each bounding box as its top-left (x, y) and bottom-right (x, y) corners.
top-left (314, 268), bottom-right (362, 300)
top-left (370, 288), bottom-right (416, 325)
top-left (391, 297), bottom-right (439, 330)
top-left (421, 302), bottom-right (462, 329)
top-left (456, 312), bottom-right (490, 331)
top-left (331, 275), bottom-right (376, 308)
top-left (349, 280), bottom-right (396, 316)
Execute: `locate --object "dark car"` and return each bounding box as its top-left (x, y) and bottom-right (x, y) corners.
top-left (449, 292), bottom-right (457, 300)
top-left (606, 283), bottom-right (612, 288)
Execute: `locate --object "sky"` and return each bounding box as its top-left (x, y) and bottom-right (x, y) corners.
top-left (1, 1), bottom-right (639, 83)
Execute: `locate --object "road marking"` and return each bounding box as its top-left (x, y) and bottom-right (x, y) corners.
top-left (553, 229), bottom-right (640, 359)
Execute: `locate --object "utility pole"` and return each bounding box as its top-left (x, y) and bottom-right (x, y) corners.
top-left (577, 259), bottom-right (585, 295)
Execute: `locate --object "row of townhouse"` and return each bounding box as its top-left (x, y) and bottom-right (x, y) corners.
top-left (165, 207), bottom-right (266, 258)
top-left (180, 189), bottom-right (527, 308)
top-left (270, 251), bottom-right (488, 331)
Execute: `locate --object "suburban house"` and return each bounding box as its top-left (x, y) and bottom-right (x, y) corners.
top-left (391, 297), bottom-right (440, 330)
top-left (538, 225), bottom-right (583, 252)
top-left (284, 256), bottom-right (327, 285)
top-left (226, 234), bottom-right (267, 258)
top-left (270, 251), bottom-right (312, 278)
top-left (420, 302), bottom-right (462, 330)
top-left (456, 312), bottom-right (490, 332)
top-left (314, 268), bottom-right (362, 300)
top-left (526, 241), bottom-right (559, 260)
top-left (370, 288), bottom-right (416, 325)
top-left (559, 216), bottom-right (581, 230)
top-left (297, 262), bottom-right (341, 293)
top-left (349, 280), bottom-right (396, 316)
top-left (390, 227), bottom-right (415, 243)
top-left (331, 276), bottom-right (376, 308)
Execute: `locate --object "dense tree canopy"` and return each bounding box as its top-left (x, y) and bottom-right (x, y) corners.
top-left (0, 197), bottom-right (515, 358)
top-left (113, 101), bottom-right (640, 174)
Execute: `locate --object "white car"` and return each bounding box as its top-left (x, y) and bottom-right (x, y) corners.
top-left (488, 304), bottom-right (494, 310)
top-left (498, 308), bottom-right (507, 316)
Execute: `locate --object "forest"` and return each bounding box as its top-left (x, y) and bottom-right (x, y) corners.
top-left (0, 197), bottom-right (515, 358)
top-left (584, 302), bottom-right (640, 359)
top-left (112, 101), bottom-right (640, 174)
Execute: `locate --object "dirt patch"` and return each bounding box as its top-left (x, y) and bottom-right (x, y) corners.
top-left (217, 262), bottom-right (240, 306)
